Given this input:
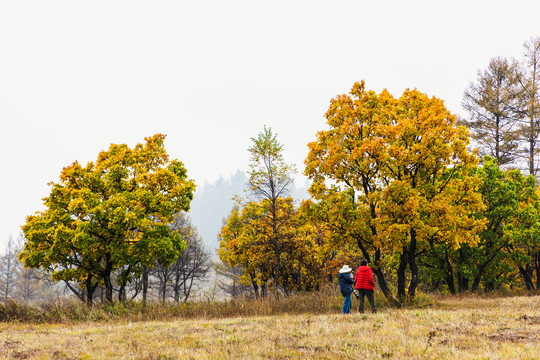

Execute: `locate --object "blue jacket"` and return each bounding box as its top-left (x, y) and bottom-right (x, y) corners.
top-left (338, 272), bottom-right (354, 295)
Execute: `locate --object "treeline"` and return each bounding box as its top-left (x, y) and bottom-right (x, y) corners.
top-left (4, 38), bottom-right (539, 308)
top-left (0, 169), bottom-right (303, 306)
top-left (0, 213), bottom-right (213, 305)
top-left (10, 135), bottom-right (219, 306)
top-left (219, 38), bottom-right (540, 306)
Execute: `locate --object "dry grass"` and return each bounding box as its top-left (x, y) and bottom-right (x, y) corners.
top-left (0, 284), bottom-right (402, 323)
top-left (0, 288), bottom-right (353, 323)
top-left (1, 295), bottom-right (539, 359)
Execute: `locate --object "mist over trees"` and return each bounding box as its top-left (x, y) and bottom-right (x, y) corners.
top-left (189, 170), bottom-right (309, 254)
top-left (188, 170), bottom-right (248, 253)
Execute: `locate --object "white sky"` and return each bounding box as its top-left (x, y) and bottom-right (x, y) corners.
top-left (1, 0), bottom-right (540, 249)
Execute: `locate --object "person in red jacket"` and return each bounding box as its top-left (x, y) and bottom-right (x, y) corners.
top-left (354, 259), bottom-right (377, 313)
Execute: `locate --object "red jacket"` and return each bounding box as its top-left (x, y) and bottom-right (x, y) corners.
top-left (354, 266), bottom-right (375, 291)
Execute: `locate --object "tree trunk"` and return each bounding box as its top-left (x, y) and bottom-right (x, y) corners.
top-left (518, 265), bottom-right (535, 291)
top-left (529, 127), bottom-right (535, 176)
top-left (471, 274), bottom-right (481, 292)
top-left (485, 279), bottom-right (496, 292)
top-left (372, 248), bottom-right (400, 306)
top-left (445, 274), bottom-right (456, 294)
top-left (182, 273), bottom-right (195, 302)
top-left (397, 249), bottom-right (408, 303)
top-left (118, 283), bottom-right (126, 303)
top-left (250, 273), bottom-right (259, 298)
top-left (117, 265), bottom-right (133, 302)
top-left (457, 271), bottom-right (469, 293)
top-left (535, 251), bottom-right (540, 290)
top-left (472, 261), bottom-right (492, 292)
top-left (407, 230), bottom-right (419, 299)
top-left (85, 276), bottom-right (97, 306)
top-left (102, 253), bottom-right (114, 303)
top-left (457, 248), bottom-right (469, 293)
top-left (173, 259), bottom-right (182, 303)
top-left (64, 280), bottom-right (86, 303)
top-left (174, 279), bottom-right (180, 303)
top-left (357, 237), bottom-right (401, 306)
top-left (161, 280), bottom-right (167, 303)
top-left (142, 267), bottom-right (149, 306)
top-left (103, 277), bottom-right (113, 303)
top-left (444, 256), bottom-right (456, 295)
top-left (495, 115), bottom-right (500, 162)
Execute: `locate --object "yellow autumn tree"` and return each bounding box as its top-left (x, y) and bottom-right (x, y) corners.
top-left (20, 134), bottom-right (195, 305)
top-left (219, 127), bottom-right (322, 297)
top-left (219, 202), bottom-right (274, 297)
top-left (305, 81), bottom-right (486, 303)
top-left (219, 198), bottom-right (320, 297)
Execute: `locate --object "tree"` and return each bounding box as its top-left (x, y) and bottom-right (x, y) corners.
top-left (219, 205), bottom-right (266, 297)
top-left (423, 157), bottom-right (539, 293)
top-left (154, 213), bottom-right (211, 303)
top-left (305, 81), bottom-right (485, 303)
top-left (468, 158), bottom-right (531, 291)
top-left (219, 128), bottom-right (323, 297)
top-left (220, 199), bottom-right (288, 297)
top-left (216, 211), bottom-right (259, 298)
top-left (516, 37), bottom-right (540, 178)
top-left (14, 267), bottom-right (48, 302)
top-left (504, 171), bottom-right (540, 291)
top-left (219, 197), bottom-right (322, 297)
top-left (247, 126), bottom-right (296, 203)
top-left (19, 134), bottom-right (195, 305)
top-left (171, 226), bottom-right (211, 302)
top-left (462, 57), bottom-right (522, 166)
top-left (0, 235), bottom-right (19, 302)
top-left (235, 127), bottom-right (298, 296)
top-left (0, 234), bottom-right (61, 304)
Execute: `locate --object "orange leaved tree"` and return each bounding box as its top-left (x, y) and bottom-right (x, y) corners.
top-left (305, 81), bottom-right (485, 303)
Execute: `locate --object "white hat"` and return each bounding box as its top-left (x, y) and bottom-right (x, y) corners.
top-left (339, 265), bottom-right (353, 273)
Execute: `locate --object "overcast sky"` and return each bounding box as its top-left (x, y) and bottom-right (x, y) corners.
top-left (1, 0), bottom-right (540, 249)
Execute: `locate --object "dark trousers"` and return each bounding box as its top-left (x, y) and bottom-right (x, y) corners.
top-left (358, 289), bottom-right (376, 313)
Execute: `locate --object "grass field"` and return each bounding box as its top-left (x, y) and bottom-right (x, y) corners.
top-left (1, 295), bottom-right (539, 359)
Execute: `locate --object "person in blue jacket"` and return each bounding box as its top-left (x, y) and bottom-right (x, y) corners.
top-left (338, 265), bottom-right (354, 314)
